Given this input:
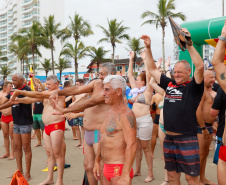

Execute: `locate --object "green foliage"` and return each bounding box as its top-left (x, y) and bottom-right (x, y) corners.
top-left (0, 65), bottom-right (12, 80)
top-left (55, 58), bottom-right (71, 81)
top-left (97, 19), bottom-right (130, 63)
top-left (40, 58), bottom-right (52, 78)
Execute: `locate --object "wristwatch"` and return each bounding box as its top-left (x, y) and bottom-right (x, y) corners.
top-left (218, 36), bottom-right (226, 41)
top-left (201, 127), bottom-right (206, 130)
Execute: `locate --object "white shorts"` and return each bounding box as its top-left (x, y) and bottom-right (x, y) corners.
top-left (136, 114), bottom-right (153, 140)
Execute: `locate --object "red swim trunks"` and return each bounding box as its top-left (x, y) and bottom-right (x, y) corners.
top-left (219, 145), bottom-right (226, 162)
top-left (103, 163), bottom-right (133, 182)
top-left (1, 115), bottom-right (13, 124)
top-left (44, 121), bottom-right (65, 136)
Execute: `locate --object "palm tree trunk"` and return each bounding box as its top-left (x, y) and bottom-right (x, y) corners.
top-left (75, 58), bottom-right (78, 79)
top-left (46, 71), bottom-right (48, 79)
top-left (32, 52), bottom-right (35, 74)
top-left (133, 54), bottom-right (136, 75)
top-left (22, 59), bottom-right (24, 75)
top-left (51, 43), bottom-right (55, 75)
top-left (60, 71), bottom-right (62, 82)
top-left (162, 26), bottom-right (165, 71)
top-left (112, 45), bottom-right (115, 64)
top-left (97, 61), bottom-right (100, 73)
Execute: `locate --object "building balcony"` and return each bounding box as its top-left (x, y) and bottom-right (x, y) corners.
top-left (0, 35), bottom-right (7, 40)
top-left (22, 0), bottom-right (34, 7)
top-left (0, 28), bottom-right (7, 33)
top-left (0, 22), bottom-right (7, 28)
top-left (0, 15), bottom-right (7, 21)
top-left (21, 14), bottom-right (33, 21)
top-left (22, 6), bottom-right (34, 14)
top-left (22, 21), bottom-right (32, 28)
top-left (0, 42), bottom-right (7, 46)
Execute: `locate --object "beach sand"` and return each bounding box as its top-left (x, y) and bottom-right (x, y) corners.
top-left (0, 125), bottom-right (217, 185)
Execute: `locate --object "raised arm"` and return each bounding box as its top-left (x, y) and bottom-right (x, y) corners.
top-left (118, 111), bottom-right (137, 184)
top-left (149, 77), bottom-right (165, 96)
top-left (182, 28), bottom-right (204, 84)
top-left (34, 78), bottom-right (46, 91)
top-left (10, 90), bottom-right (51, 101)
top-left (128, 51), bottom-right (136, 89)
top-left (141, 35), bottom-right (161, 84)
top-left (54, 93), bottom-right (105, 114)
top-left (212, 19), bottom-right (226, 93)
top-left (165, 56), bottom-right (172, 78)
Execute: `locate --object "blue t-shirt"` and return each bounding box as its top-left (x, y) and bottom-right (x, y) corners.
top-left (125, 86), bottom-right (133, 109)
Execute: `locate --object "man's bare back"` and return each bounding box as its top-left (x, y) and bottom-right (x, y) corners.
top-left (0, 91), bottom-right (12, 116)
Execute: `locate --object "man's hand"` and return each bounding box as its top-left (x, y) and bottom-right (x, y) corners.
top-left (52, 99), bottom-right (66, 114)
top-left (129, 51), bottom-right (135, 62)
top-left (202, 129), bottom-right (210, 140)
top-left (93, 162), bottom-right (101, 181)
top-left (141, 35), bottom-right (151, 49)
top-left (10, 97), bottom-right (20, 105)
top-left (49, 90), bottom-right (59, 108)
top-left (64, 113), bottom-right (79, 121)
top-left (181, 28), bottom-right (191, 37)
top-left (117, 175), bottom-right (130, 185)
top-left (221, 19), bottom-right (226, 38)
top-left (156, 58), bottom-right (162, 69)
top-left (10, 90), bottom-right (21, 102)
top-left (140, 49), bottom-right (146, 61)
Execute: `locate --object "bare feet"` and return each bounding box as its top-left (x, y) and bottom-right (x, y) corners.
top-left (38, 178), bottom-right (54, 185)
top-left (74, 144), bottom-right (81, 147)
top-left (144, 176), bottom-right (154, 183)
top-left (24, 174), bottom-right (31, 182)
top-left (200, 178), bottom-right (217, 185)
top-left (209, 147), bottom-right (213, 151)
top-left (0, 154), bottom-right (10, 159)
top-left (73, 137), bottom-right (78, 140)
top-left (8, 156), bottom-right (15, 160)
top-left (33, 143), bottom-right (42, 147)
top-left (133, 172), bottom-right (141, 177)
top-left (79, 145), bottom-right (83, 149)
top-left (161, 180), bottom-right (170, 185)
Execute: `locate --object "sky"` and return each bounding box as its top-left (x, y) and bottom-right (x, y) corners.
top-left (0, 0), bottom-right (226, 68)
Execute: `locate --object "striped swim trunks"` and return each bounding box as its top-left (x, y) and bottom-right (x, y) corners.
top-left (163, 134), bottom-right (200, 177)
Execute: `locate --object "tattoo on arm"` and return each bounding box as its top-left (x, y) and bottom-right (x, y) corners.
top-left (220, 72), bottom-right (225, 80)
top-left (127, 115), bottom-right (135, 128)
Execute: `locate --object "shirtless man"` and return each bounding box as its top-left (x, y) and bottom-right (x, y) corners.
top-left (93, 75), bottom-right (137, 185)
top-left (211, 19), bottom-right (226, 185)
top-left (11, 75), bottom-right (66, 185)
top-left (196, 70), bottom-right (217, 185)
top-left (0, 81), bottom-right (14, 159)
top-left (50, 62), bottom-right (116, 185)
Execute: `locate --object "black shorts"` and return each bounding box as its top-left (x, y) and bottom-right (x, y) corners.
top-left (154, 114), bottom-right (160, 125)
top-left (164, 134), bottom-right (200, 177)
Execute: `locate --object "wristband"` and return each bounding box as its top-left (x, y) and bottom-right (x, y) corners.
top-left (201, 127), bottom-right (206, 130)
top-left (218, 36), bottom-right (226, 41)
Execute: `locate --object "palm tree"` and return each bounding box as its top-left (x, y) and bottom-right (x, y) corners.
top-left (60, 41), bottom-right (90, 79)
top-left (55, 58), bottom-right (71, 82)
top-left (126, 37), bottom-right (144, 73)
top-left (11, 21), bottom-right (49, 74)
top-left (40, 58), bottom-right (52, 78)
top-left (59, 12), bottom-right (93, 42)
top-left (97, 19), bottom-right (130, 64)
top-left (88, 47), bottom-right (110, 73)
top-left (42, 15), bottom-right (61, 75)
top-left (141, 0), bottom-right (186, 70)
top-left (0, 65), bottom-right (12, 80)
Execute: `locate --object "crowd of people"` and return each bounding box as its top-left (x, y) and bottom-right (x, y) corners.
top-left (1, 21), bottom-right (226, 185)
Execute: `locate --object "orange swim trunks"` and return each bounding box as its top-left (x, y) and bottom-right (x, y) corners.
top-left (44, 121), bottom-right (65, 136)
top-left (103, 163), bottom-right (133, 182)
top-left (1, 115), bottom-right (13, 124)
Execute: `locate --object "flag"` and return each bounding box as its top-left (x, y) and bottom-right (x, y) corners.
top-left (30, 65), bottom-right (35, 91)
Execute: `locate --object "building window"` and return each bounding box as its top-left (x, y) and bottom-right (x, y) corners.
top-left (125, 65), bottom-right (128, 72)
top-left (117, 66), bottom-right (122, 71)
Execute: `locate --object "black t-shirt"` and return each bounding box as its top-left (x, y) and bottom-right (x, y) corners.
top-left (211, 87), bottom-right (226, 138)
top-left (65, 97), bottom-right (72, 108)
top-left (6, 85), bottom-right (33, 125)
top-left (159, 74), bottom-right (204, 135)
top-left (34, 101), bottom-right (44, 114)
top-left (212, 83), bottom-right (220, 92)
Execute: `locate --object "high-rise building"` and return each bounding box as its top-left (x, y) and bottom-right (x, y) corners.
top-left (0, 0), bottom-right (65, 79)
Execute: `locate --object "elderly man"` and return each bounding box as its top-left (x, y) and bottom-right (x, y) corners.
top-left (142, 29), bottom-right (204, 185)
top-left (93, 75), bottom-right (137, 185)
top-left (50, 62), bottom-right (116, 185)
top-left (211, 19), bottom-right (226, 185)
top-left (10, 75), bottom-right (66, 185)
top-left (0, 74), bottom-right (33, 181)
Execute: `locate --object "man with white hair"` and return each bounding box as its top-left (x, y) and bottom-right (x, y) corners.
top-left (93, 75), bottom-right (137, 185)
top-left (10, 75), bottom-right (66, 185)
top-left (0, 73), bottom-right (33, 181)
